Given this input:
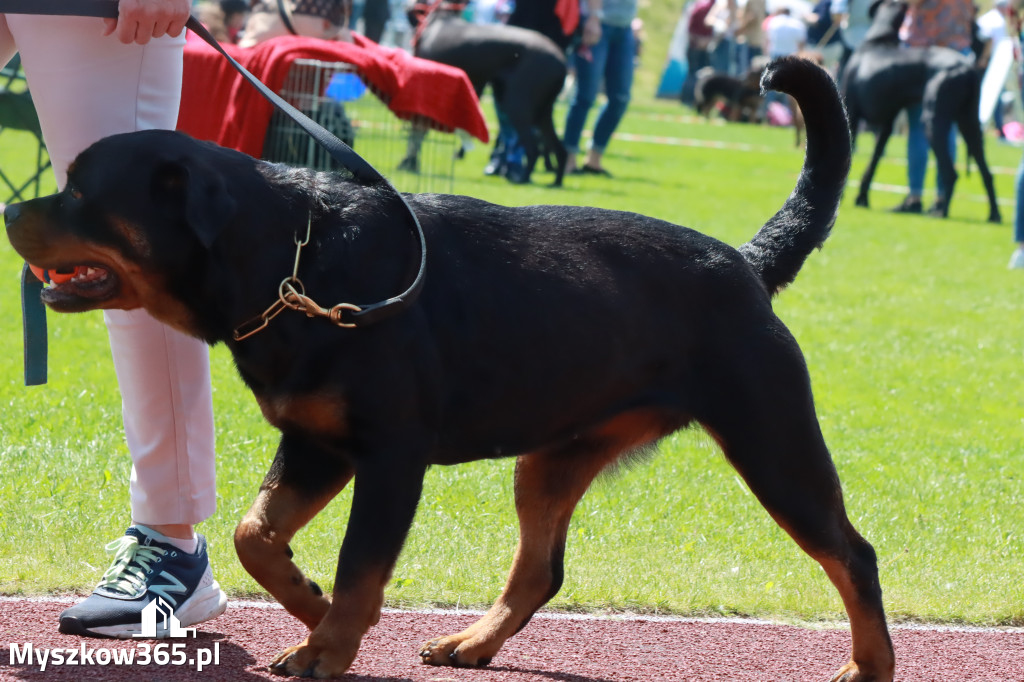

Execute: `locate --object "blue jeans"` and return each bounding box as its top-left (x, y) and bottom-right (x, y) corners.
top-left (906, 46), bottom-right (970, 198)
top-left (1015, 151), bottom-right (1024, 242)
top-left (710, 38), bottom-right (734, 74)
top-left (563, 22), bottom-right (636, 156)
top-left (906, 102), bottom-right (957, 198)
top-left (681, 43), bottom-right (712, 106)
top-left (734, 43), bottom-right (761, 75)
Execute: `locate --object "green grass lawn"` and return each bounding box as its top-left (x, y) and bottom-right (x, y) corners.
top-left (1, 3), bottom-right (1023, 627)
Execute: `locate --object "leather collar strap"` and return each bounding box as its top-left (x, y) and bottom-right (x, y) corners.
top-left (3, 0), bottom-right (428, 330)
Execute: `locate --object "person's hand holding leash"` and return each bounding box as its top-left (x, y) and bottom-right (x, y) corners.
top-left (103, 0), bottom-right (190, 45)
top-left (582, 0), bottom-right (603, 46)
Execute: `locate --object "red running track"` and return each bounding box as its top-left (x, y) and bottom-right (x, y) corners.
top-left (1, 599), bottom-right (1022, 680)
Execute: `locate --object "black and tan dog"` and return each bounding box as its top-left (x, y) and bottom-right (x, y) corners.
top-left (840, 0), bottom-right (1000, 222)
top-left (693, 66), bottom-right (764, 122)
top-left (5, 57), bottom-right (893, 681)
top-left (407, 2), bottom-right (568, 185)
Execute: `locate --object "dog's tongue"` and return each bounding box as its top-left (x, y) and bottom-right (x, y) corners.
top-left (28, 264), bottom-right (87, 285)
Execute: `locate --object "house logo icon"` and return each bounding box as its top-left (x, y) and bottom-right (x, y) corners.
top-left (132, 597), bottom-right (196, 638)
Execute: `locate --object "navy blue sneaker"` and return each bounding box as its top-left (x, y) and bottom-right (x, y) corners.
top-left (58, 527), bottom-right (227, 638)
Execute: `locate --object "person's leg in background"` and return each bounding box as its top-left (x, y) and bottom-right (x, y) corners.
top-left (3, 13), bottom-right (223, 636)
top-left (899, 102), bottom-right (959, 214)
top-left (1009, 150), bottom-right (1024, 268)
top-left (710, 37), bottom-right (730, 73)
top-left (563, 34), bottom-right (609, 174)
top-left (582, 23), bottom-right (635, 174)
top-left (895, 102), bottom-right (927, 213)
top-left (681, 43), bottom-right (711, 106)
top-left (362, 0), bottom-right (391, 43)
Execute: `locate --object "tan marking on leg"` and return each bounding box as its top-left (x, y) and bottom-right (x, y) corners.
top-left (818, 555), bottom-right (895, 682)
top-left (235, 476), bottom-right (351, 629)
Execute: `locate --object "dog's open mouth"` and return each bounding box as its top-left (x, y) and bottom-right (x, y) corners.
top-left (36, 264), bottom-right (119, 308)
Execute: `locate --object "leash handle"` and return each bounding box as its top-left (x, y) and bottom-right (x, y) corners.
top-left (1, 0), bottom-right (427, 327)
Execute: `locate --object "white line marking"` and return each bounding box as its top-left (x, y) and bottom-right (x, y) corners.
top-left (3, 596), bottom-right (1020, 633)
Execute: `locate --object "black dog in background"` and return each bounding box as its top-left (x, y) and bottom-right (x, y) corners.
top-left (691, 62), bottom-right (807, 147)
top-left (693, 67), bottom-right (764, 121)
top-left (6, 57), bottom-right (893, 682)
top-left (406, 4), bottom-right (567, 185)
top-left (840, 0), bottom-right (1000, 222)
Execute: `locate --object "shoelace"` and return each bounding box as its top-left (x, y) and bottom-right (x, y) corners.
top-left (97, 536), bottom-right (166, 598)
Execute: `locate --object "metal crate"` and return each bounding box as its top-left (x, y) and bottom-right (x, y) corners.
top-left (263, 58), bottom-right (456, 194)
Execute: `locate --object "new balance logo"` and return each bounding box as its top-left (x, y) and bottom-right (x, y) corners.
top-left (132, 597), bottom-right (196, 638)
top-left (148, 571), bottom-right (187, 604)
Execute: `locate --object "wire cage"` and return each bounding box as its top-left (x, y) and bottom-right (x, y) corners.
top-left (263, 58), bottom-right (457, 194)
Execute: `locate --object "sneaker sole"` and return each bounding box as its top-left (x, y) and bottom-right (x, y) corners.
top-left (61, 581), bottom-right (228, 639)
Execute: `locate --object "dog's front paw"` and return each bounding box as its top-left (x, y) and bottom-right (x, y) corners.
top-left (829, 660), bottom-right (893, 682)
top-left (269, 637), bottom-right (357, 679)
top-left (854, 194), bottom-right (869, 208)
top-left (419, 635), bottom-right (493, 668)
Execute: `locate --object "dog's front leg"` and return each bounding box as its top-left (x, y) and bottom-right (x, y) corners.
top-left (855, 121), bottom-right (893, 208)
top-left (235, 434), bottom-right (354, 629)
top-left (269, 450), bottom-right (427, 678)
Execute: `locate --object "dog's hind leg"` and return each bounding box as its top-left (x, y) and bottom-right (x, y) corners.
top-left (698, 334), bottom-right (894, 682)
top-left (234, 433), bottom-right (354, 630)
top-left (537, 91), bottom-right (567, 187)
top-left (420, 410), bottom-right (677, 668)
top-left (923, 101), bottom-right (958, 219)
top-left (505, 98), bottom-right (540, 185)
top-left (957, 110), bottom-right (1001, 223)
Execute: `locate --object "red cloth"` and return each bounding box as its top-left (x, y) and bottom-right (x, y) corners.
top-left (554, 0), bottom-right (580, 36)
top-left (177, 33), bottom-right (489, 158)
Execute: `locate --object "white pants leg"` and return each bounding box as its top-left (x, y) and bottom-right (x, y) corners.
top-left (0, 15), bottom-right (216, 525)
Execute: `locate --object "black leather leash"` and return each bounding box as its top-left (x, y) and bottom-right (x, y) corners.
top-left (4, 0), bottom-right (428, 382)
top-left (275, 0), bottom-right (300, 36)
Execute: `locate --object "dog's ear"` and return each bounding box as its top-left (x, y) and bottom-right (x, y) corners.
top-left (152, 158), bottom-right (237, 249)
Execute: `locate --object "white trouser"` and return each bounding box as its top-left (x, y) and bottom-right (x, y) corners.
top-left (0, 15), bottom-right (216, 526)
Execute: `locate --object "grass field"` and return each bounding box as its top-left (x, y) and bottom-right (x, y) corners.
top-left (1, 2), bottom-right (1023, 628)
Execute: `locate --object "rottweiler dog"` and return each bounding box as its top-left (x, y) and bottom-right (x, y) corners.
top-left (5, 57), bottom-right (893, 681)
top-left (840, 0), bottom-right (1000, 222)
top-left (408, 3), bottom-right (568, 185)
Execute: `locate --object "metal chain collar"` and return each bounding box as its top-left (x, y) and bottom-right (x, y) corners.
top-left (233, 214), bottom-right (362, 341)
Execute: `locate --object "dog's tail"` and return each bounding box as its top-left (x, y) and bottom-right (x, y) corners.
top-left (738, 56), bottom-right (851, 297)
